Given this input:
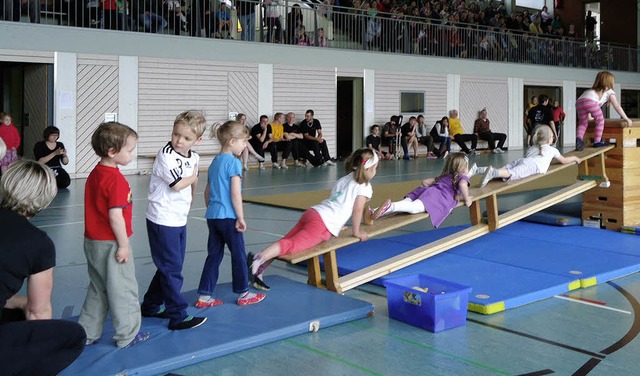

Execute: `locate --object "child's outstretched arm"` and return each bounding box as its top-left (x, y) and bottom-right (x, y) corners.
top-left (458, 180), bottom-right (473, 207)
top-left (609, 94), bottom-right (632, 126)
top-left (421, 177), bottom-right (435, 187)
top-left (555, 154), bottom-right (581, 165)
top-left (230, 175), bottom-right (246, 232)
top-left (351, 195), bottom-right (369, 241)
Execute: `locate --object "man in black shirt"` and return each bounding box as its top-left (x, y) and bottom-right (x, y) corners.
top-left (526, 94), bottom-right (556, 145)
top-left (299, 109), bottom-right (335, 167)
top-left (249, 115), bottom-right (269, 169)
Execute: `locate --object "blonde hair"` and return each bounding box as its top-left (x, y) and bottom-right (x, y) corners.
top-left (438, 152), bottom-right (468, 191)
top-left (592, 71), bottom-right (615, 92)
top-left (531, 124), bottom-right (553, 155)
top-left (344, 148), bottom-right (376, 184)
top-left (0, 138), bottom-right (6, 160)
top-left (0, 160), bottom-right (57, 217)
top-left (91, 122), bottom-right (138, 158)
top-left (174, 110), bottom-right (207, 138)
top-left (210, 120), bottom-right (249, 146)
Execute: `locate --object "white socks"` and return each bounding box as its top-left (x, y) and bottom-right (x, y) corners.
top-left (389, 198), bottom-right (425, 214)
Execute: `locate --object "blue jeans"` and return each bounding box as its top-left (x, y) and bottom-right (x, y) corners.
top-left (139, 12), bottom-right (167, 33)
top-left (198, 219), bottom-right (249, 295)
top-left (141, 220), bottom-right (189, 327)
top-left (239, 12), bottom-right (255, 41)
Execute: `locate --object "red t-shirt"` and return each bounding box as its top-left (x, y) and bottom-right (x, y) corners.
top-left (84, 164), bottom-right (133, 240)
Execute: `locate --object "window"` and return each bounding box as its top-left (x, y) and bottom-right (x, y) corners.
top-left (400, 91), bottom-right (425, 114)
top-left (621, 90), bottom-right (640, 118)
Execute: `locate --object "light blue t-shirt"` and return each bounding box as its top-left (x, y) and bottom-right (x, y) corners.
top-left (205, 153), bottom-right (242, 219)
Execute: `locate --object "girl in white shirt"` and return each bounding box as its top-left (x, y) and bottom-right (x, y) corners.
top-left (480, 125), bottom-right (580, 187)
top-left (248, 148), bottom-right (379, 290)
top-left (575, 71), bottom-right (632, 151)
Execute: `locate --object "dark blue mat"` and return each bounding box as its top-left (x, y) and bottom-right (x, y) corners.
top-left (62, 276), bottom-right (373, 376)
top-left (325, 223), bottom-right (640, 314)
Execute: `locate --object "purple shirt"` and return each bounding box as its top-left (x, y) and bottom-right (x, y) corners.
top-left (405, 174), bottom-right (470, 228)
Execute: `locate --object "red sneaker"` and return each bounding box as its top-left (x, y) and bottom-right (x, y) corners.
top-left (195, 298), bottom-right (223, 308)
top-left (237, 292), bottom-right (266, 306)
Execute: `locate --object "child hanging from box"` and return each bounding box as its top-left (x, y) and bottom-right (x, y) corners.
top-left (367, 152), bottom-right (474, 229)
top-left (248, 148), bottom-right (380, 290)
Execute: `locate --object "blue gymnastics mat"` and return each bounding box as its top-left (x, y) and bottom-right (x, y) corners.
top-left (62, 276), bottom-right (373, 376)
top-left (324, 223), bottom-right (640, 314)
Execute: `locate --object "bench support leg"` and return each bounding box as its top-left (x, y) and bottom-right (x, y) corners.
top-left (307, 256), bottom-right (322, 287)
top-left (323, 250), bottom-right (343, 294)
top-left (486, 194), bottom-right (499, 231)
top-left (469, 201), bottom-right (482, 225)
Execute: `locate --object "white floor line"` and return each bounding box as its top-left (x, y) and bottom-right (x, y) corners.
top-left (554, 295), bottom-right (632, 314)
top-left (37, 221), bottom-right (85, 228)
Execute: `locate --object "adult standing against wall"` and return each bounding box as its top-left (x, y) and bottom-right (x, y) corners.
top-left (237, 0), bottom-right (257, 41)
top-left (526, 94), bottom-right (556, 145)
top-left (585, 10), bottom-right (597, 42)
top-left (33, 126), bottom-right (71, 189)
top-left (0, 160), bottom-right (86, 375)
top-left (474, 108), bottom-right (507, 153)
top-left (300, 109), bottom-right (335, 167)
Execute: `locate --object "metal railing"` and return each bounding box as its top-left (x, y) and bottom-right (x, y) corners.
top-left (1, 0), bottom-right (637, 72)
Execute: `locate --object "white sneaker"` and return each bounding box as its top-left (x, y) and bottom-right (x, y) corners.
top-left (498, 148), bottom-right (505, 153)
top-left (254, 155), bottom-right (265, 162)
top-left (468, 163), bottom-right (487, 177)
top-left (480, 166), bottom-right (497, 188)
top-left (272, 162), bottom-right (281, 169)
top-left (491, 148), bottom-right (501, 154)
top-left (258, 162), bottom-right (265, 170)
top-left (471, 149), bottom-right (481, 155)
top-left (323, 160), bottom-right (336, 166)
top-left (295, 161), bottom-right (305, 167)
top-left (280, 161), bottom-right (288, 169)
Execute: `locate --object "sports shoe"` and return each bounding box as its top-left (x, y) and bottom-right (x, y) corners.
top-left (169, 316), bottom-right (207, 330)
top-left (575, 137), bottom-right (585, 151)
top-left (323, 159), bottom-right (336, 166)
top-left (247, 252), bottom-right (256, 278)
top-left (441, 151), bottom-right (449, 159)
top-left (195, 297), bottom-right (223, 308)
top-left (468, 163), bottom-right (487, 177)
top-left (253, 275), bottom-right (271, 291)
top-left (123, 332), bottom-right (150, 349)
top-left (593, 140), bottom-right (608, 147)
top-left (237, 292), bottom-right (266, 306)
top-left (86, 338), bottom-right (96, 346)
top-left (273, 162), bottom-right (281, 169)
top-left (258, 162), bottom-right (265, 170)
top-left (243, 165), bottom-right (249, 171)
top-left (142, 307), bottom-right (170, 319)
top-left (480, 166), bottom-right (498, 188)
top-left (280, 161), bottom-right (288, 169)
top-left (491, 148), bottom-right (501, 154)
top-left (497, 148), bottom-right (505, 153)
top-left (470, 149), bottom-right (481, 155)
top-left (255, 154), bottom-right (265, 162)
top-left (295, 160), bottom-right (305, 167)
top-left (372, 199), bottom-right (392, 220)
top-left (403, 154), bottom-right (411, 160)
top-left (426, 152), bottom-right (437, 159)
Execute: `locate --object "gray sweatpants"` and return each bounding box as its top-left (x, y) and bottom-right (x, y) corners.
top-left (78, 238), bottom-right (141, 348)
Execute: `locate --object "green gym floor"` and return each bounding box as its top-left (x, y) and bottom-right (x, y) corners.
top-left (36, 149), bottom-right (640, 376)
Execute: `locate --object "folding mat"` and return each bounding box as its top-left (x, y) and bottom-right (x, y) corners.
top-left (321, 222), bottom-right (640, 314)
top-left (62, 276), bottom-right (374, 376)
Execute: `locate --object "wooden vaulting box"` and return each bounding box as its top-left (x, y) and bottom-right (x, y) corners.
top-left (582, 119), bottom-right (640, 231)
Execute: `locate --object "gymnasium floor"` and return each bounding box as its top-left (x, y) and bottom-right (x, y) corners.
top-left (36, 149), bottom-right (640, 376)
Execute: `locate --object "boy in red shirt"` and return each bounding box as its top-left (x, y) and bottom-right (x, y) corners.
top-left (79, 122), bottom-right (149, 348)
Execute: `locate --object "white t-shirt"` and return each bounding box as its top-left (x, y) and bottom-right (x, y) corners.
top-left (146, 142), bottom-right (200, 227)
top-left (525, 144), bottom-right (561, 174)
top-left (578, 88), bottom-right (616, 106)
top-left (312, 173), bottom-right (373, 236)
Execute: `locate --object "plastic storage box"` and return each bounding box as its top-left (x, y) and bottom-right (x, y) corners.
top-left (384, 274), bottom-right (472, 333)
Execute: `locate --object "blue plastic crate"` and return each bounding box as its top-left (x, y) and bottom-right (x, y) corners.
top-left (384, 274), bottom-right (472, 333)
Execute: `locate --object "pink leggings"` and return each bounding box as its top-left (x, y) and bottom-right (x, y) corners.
top-left (576, 98), bottom-right (604, 142)
top-left (278, 209), bottom-right (332, 256)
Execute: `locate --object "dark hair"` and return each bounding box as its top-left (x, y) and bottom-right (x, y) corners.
top-left (260, 114), bottom-right (269, 121)
top-left (305, 109), bottom-right (315, 116)
top-left (91, 122), bottom-right (138, 158)
top-left (538, 94), bottom-right (549, 104)
top-left (369, 124), bottom-right (380, 132)
top-left (43, 126), bottom-right (60, 140)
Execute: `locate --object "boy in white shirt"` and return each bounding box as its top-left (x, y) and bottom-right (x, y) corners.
top-left (141, 111), bottom-right (208, 330)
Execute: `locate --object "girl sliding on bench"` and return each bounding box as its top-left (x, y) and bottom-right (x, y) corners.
top-left (248, 148), bottom-right (380, 290)
top-left (480, 125), bottom-right (581, 188)
top-left (368, 152), bottom-right (474, 229)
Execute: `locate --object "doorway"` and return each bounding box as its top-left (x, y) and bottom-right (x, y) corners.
top-left (336, 77), bottom-right (363, 160)
top-left (0, 62), bottom-right (53, 160)
top-left (524, 85), bottom-right (563, 146)
top-left (584, 2), bottom-right (600, 43)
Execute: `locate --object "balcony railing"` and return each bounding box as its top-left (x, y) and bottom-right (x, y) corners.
top-left (2, 0), bottom-right (637, 72)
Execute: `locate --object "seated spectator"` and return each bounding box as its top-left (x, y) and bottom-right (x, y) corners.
top-left (236, 113), bottom-right (265, 171)
top-left (448, 109), bottom-right (479, 155)
top-left (474, 108), bottom-right (507, 153)
top-left (314, 27), bottom-right (328, 47)
top-left (300, 109), bottom-right (335, 166)
top-left (416, 115), bottom-right (438, 158)
top-left (139, 0), bottom-right (168, 33)
top-left (265, 112), bottom-right (293, 169)
top-left (382, 115), bottom-right (403, 159)
top-left (282, 112), bottom-right (309, 167)
top-left (163, 0), bottom-right (187, 35)
top-left (0, 160), bottom-right (86, 375)
top-left (401, 116), bottom-right (420, 159)
top-left (294, 26), bottom-right (309, 46)
top-left (215, 1), bottom-right (232, 38)
top-left (188, 0), bottom-right (215, 37)
top-left (249, 115), bottom-right (270, 170)
top-left (366, 124), bottom-right (391, 160)
top-left (33, 126), bottom-right (71, 189)
top-left (433, 116), bottom-right (451, 158)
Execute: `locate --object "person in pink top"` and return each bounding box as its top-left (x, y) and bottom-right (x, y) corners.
top-left (0, 113), bottom-right (21, 174)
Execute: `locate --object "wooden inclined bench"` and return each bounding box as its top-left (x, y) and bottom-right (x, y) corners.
top-left (278, 146), bottom-right (613, 294)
